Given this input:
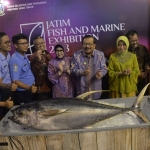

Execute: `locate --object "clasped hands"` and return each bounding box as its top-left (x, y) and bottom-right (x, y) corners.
top-left (83, 68), bottom-right (102, 79)
top-left (119, 68), bottom-right (132, 76)
top-left (58, 62), bottom-right (70, 75)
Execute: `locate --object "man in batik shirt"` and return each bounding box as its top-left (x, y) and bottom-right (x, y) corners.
top-left (30, 36), bottom-right (52, 100)
top-left (71, 35), bottom-right (107, 100)
top-left (126, 30), bottom-right (150, 95)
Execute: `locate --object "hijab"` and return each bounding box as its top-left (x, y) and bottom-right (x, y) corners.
top-left (54, 42), bottom-right (67, 60)
top-left (116, 36), bottom-right (129, 55)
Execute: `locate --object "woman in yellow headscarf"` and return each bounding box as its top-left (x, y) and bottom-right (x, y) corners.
top-left (108, 36), bottom-right (140, 98)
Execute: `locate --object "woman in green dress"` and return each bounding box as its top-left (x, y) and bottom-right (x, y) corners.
top-left (108, 36), bottom-right (140, 98)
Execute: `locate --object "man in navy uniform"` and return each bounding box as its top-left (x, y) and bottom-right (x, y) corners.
top-left (0, 32), bottom-right (17, 116)
top-left (9, 33), bottom-right (37, 104)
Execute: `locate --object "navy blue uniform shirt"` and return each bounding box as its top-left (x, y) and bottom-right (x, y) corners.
top-left (0, 52), bottom-right (11, 84)
top-left (9, 51), bottom-right (35, 91)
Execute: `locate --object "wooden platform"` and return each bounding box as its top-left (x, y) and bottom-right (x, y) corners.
top-left (0, 127), bottom-right (150, 150)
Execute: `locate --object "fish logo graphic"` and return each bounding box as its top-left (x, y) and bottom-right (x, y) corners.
top-left (20, 22), bottom-right (46, 55)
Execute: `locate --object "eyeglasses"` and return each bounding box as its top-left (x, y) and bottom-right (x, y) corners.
top-left (17, 42), bottom-right (29, 46)
top-left (34, 42), bottom-right (45, 46)
top-left (83, 43), bottom-right (94, 46)
top-left (4, 40), bottom-right (11, 45)
top-left (55, 50), bottom-right (64, 53)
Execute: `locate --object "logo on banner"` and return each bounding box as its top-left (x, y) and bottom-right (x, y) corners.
top-left (20, 22), bottom-right (46, 55)
top-left (0, 1), bottom-right (5, 16)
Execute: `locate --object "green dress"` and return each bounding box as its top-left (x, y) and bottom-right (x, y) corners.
top-left (108, 51), bottom-right (140, 98)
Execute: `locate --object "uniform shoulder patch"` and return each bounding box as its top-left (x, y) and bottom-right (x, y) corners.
top-left (13, 64), bottom-right (18, 72)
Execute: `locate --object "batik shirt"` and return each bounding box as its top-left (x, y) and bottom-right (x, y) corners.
top-left (48, 57), bottom-right (74, 98)
top-left (30, 51), bottom-right (51, 93)
top-left (71, 49), bottom-right (107, 100)
top-left (128, 44), bottom-right (150, 71)
top-left (128, 44), bottom-right (150, 83)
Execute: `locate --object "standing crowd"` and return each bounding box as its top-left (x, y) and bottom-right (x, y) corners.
top-left (0, 30), bottom-right (149, 119)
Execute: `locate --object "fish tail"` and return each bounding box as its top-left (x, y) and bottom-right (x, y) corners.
top-left (131, 83), bottom-right (150, 109)
top-left (131, 83), bottom-right (150, 123)
top-left (133, 109), bottom-right (149, 123)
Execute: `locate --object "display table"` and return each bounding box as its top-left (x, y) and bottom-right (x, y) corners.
top-left (0, 96), bottom-right (150, 150)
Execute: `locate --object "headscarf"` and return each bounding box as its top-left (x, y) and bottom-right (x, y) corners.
top-left (54, 42), bottom-right (67, 60)
top-left (116, 36), bottom-right (129, 55)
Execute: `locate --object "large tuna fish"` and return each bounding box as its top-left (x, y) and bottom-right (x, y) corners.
top-left (8, 84), bottom-right (150, 131)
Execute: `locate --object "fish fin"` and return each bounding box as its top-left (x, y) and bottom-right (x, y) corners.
top-left (76, 90), bottom-right (110, 99)
top-left (131, 83), bottom-right (150, 108)
top-left (40, 109), bottom-right (68, 116)
top-left (133, 109), bottom-right (149, 123)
